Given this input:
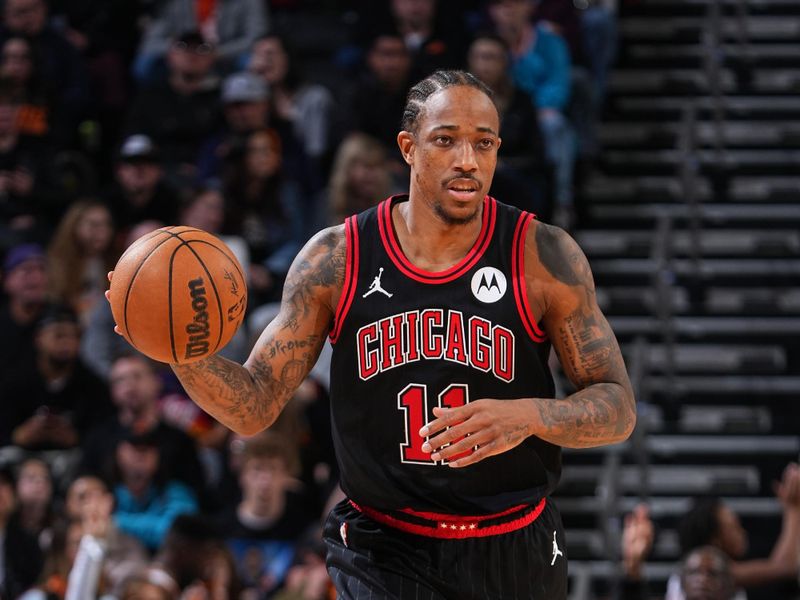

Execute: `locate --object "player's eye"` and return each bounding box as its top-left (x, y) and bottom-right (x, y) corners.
top-left (478, 138), bottom-right (495, 150)
top-left (434, 135), bottom-right (452, 146)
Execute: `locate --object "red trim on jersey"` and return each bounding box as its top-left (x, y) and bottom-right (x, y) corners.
top-left (349, 498), bottom-right (546, 539)
top-left (378, 196), bottom-right (497, 285)
top-left (330, 217), bottom-right (359, 343)
top-left (512, 213), bottom-right (547, 343)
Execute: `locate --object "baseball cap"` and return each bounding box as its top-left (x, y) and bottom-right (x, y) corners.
top-left (3, 242), bottom-right (45, 273)
top-left (222, 72), bottom-right (268, 103)
top-left (118, 134), bottom-right (161, 163)
top-left (36, 304), bottom-right (79, 331)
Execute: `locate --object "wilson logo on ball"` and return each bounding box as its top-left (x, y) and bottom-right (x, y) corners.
top-left (185, 277), bottom-right (211, 359)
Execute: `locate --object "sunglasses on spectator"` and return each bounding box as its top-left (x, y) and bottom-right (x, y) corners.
top-left (172, 40), bottom-right (214, 55)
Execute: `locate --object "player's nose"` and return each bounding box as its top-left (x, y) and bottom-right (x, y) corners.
top-left (453, 140), bottom-right (478, 172)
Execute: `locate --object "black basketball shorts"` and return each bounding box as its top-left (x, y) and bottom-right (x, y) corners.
top-left (323, 497), bottom-right (567, 600)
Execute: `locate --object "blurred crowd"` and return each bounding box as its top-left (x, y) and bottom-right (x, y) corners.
top-left (0, 0), bottom-right (621, 598)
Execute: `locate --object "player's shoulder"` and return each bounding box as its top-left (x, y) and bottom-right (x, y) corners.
top-left (286, 224), bottom-right (347, 295)
top-left (524, 219), bottom-right (592, 287)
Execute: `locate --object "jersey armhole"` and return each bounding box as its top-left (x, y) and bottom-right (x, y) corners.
top-left (512, 212), bottom-right (548, 343)
top-left (329, 216), bottom-right (359, 344)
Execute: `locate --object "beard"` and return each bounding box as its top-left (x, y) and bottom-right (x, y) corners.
top-left (432, 199), bottom-right (481, 226)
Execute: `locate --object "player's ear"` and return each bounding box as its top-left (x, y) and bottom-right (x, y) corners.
top-left (397, 131), bottom-right (415, 166)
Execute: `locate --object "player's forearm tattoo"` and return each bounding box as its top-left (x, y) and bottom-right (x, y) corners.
top-left (533, 223), bottom-right (636, 447)
top-left (172, 227), bottom-right (345, 433)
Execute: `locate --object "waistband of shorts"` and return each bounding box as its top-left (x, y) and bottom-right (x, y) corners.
top-left (348, 497), bottom-right (547, 539)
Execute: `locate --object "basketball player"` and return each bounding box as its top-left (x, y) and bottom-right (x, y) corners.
top-left (117, 70), bottom-right (636, 598)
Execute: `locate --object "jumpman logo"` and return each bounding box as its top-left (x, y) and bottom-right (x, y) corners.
top-left (551, 531), bottom-right (563, 566)
top-left (363, 267), bottom-right (393, 298)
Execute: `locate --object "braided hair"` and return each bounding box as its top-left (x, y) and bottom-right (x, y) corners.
top-left (401, 70), bottom-right (496, 134)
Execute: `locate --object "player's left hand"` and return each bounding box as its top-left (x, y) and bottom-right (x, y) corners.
top-left (419, 398), bottom-right (536, 467)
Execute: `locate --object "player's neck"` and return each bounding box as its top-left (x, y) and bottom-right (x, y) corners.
top-left (393, 197), bottom-right (483, 272)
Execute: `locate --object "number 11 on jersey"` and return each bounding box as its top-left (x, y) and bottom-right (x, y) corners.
top-left (398, 383), bottom-right (472, 465)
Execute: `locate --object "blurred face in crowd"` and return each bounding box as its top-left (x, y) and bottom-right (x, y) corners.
top-left (368, 35), bottom-right (411, 90)
top-left (240, 455), bottom-right (290, 508)
top-left (681, 546), bottom-right (735, 600)
top-left (391, 0), bottom-right (436, 30)
top-left (3, 256), bottom-right (48, 305)
top-left (713, 504), bottom-right (748, 558)
top-left (4, 0), bottom-right (47, 37)
top-left (468, 38), bottom-right (509, 89)
top-left (182, 189), bottom-right (225, 233)
top-left (116, 160), bottom-right (162, 202)
top-left (249, 37), bottom-right (289, 87)
top-left (36, 320), bottom-right (81, 366)
top-left (245, 130), bottom-right (282, 179)
top-left (348, 154), bottom-right (387, 200)
top-left (109, 356), bottom-right (162, 426)
top-left (75, 205), bottom-right (114, 256)
top-left (16, 458), bottom-right (52, 508)
top-left (65, 475), bottom-right (107, 520)
top-left (121, 581), bottom-right (173, 600)
top-left (167, 38), bottom-right (216, 87)
top-left (1, 37), bottom-right (33, 84)
top-left (488, 0), bottom-right (536, 32)
top-left (224, 98), bottom-right (269, 133)
top-left (116, 441), bottom-right (159, 494)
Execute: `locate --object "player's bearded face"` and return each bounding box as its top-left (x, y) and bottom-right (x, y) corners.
top-left (409, 85), bottom-right (500, 225)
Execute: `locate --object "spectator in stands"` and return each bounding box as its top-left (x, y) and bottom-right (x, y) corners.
top-left (0, 0), bottom-right (89, 148)
top-left (467, 32), bottom-right (551, 218)
top-left (0, 82), bottom-right (60, 236)
top-left (197, 70), bottom-right (270, 180)
top-left (487, 0), bottom-right (576, 226)
top-left (18, 517), bottom-right (82, 600)
top-left (47, 199), bottom-right (116, 324)
top-left (621, 542), bottom-right (738, 600)
top-left (0, 465), bottom-right (43, 599)
top-left (64, 474), bottom-right (148, 595)
top-left (111, 426), bottom-right (199, 552)
top-left (216, 433), bottom-right (318, 598)
top-left (103, 135), bottom-right (180, 235)
top-left (621, 462), bottom-right (800, 599)
top-left (0, 242), bottom-right (48, 381)
top-left (117, 571), bottom-right (178, 600)
top-left (81, 351), bottom-right (206, 498)
top-left (134, 0), bottom-right (268, 83)
top-left (124, 30), bottom-right (221, 185)
top-left (221, 127), bottom-right (306, 305)
top-left (14, 457), bottom-right (54, 546)
top-left (0, 36), bottom-right (52, 140)
top-left (315, 132), bottom-right (397, 230)
top-left (0, 304), bottom-right (112, 451)
top-left (343, 30), bottom-right (412, 176)
top-left (249, 32), bottom-right (336, 192)
top-left (151, 514), bottom-right (240, 597)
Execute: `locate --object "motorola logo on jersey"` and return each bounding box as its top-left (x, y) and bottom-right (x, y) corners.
top-left (356, 309), bottom-right (515, 383)
top-left (471, 267), bottom-right (507, 303)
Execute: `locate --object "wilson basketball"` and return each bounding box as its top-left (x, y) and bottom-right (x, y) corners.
top-left (109, 226), bottom-right (247, 364)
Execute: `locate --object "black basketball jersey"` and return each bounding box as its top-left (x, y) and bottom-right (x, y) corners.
top-left (329, 195), bottom-right (560, 515)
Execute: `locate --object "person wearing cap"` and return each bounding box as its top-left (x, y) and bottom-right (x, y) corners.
top-left (0, 242), bottom-right (48, 381)
top-left (197, 70), bottom-right (270, 180)
top-left (102, 133), bottom-right (181, 233)
top-left (0, 465), bottom-right (43, 599)
top-left (0, 304), bottom-right (112, 451)
top-left (124, 30), bottom-right (222, 185)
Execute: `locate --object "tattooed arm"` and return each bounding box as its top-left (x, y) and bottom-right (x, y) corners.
top-left (421, 221), bottom-right (635, 466)
top-left (170, 226), bottom-right (346, 435)
top-left (528, 221), bottom-right (636, 447)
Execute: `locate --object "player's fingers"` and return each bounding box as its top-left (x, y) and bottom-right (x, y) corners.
top-left (422, 419), bottom-right (475, 453)
top-left (114, 325), bottom-right (123, 336)
top-left (421, 404), bottom-right (474, 437)
top-left (104, 290), bottom-right (111, 302)
top-left (446, 440), bottom-right (499, 468)
top-left (107, 270), bottom-right (114, 282)
top-left (431, 433), bottom-right (484, 462)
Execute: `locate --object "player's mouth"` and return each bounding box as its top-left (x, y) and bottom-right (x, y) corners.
top-left (445, 178), bottom-right (481, 201)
